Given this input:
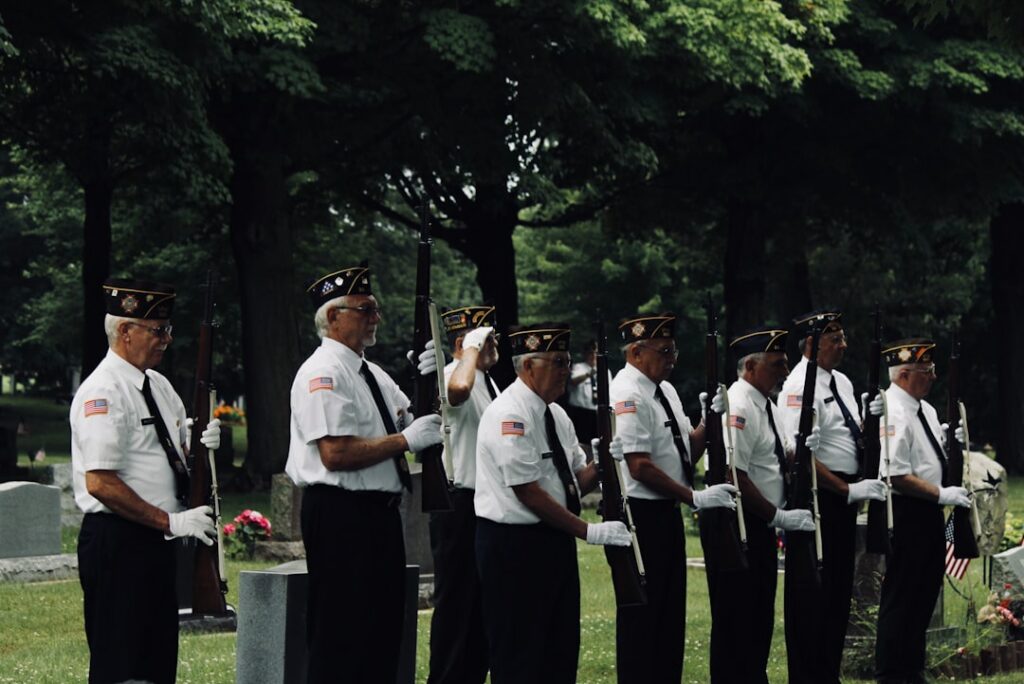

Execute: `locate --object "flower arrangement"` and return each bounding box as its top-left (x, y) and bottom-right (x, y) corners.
top-left (978, 584), bottom-right (1024, 640)
top-left (223, 509), bottom-right (271, 559)
top-left (213, 403), bottom-right (246, 426)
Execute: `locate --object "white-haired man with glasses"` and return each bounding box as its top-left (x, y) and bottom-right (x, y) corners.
top-left (286, 265), bottom-right (443, 683)
top-left (610, 312), bottom-right (735, 683)
top-left (71, 278), bottom-right (221, 684)
top-left (474, 322), bottom-right (631, 684)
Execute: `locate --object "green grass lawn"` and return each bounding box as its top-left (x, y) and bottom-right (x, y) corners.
top-left (4, 392), bottom-right (1023, 682)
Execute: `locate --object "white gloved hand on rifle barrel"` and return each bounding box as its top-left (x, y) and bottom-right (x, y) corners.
top-left (586, 521), bottom-right (632, 547)
top-left (771, 507), bottom-right (815, 532)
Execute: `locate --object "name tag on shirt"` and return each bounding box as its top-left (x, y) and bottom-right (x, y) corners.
top-left (542, 452), bottom-right (553, 459)
top-left (824, 397), bottom-right (835, 404)
top-left (141, 417), bottom-right (156, 426)
top-left (664, 420), bottom-right (674, 428)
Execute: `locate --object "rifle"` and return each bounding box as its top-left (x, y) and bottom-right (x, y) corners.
top-left (697, 294), bottom-right (747, 572)
top-left (428, 302), bottom-right (454, 480)
top-left (946, 333), bottom-right (980, 559)
top-left (595, 315), bottom-right (646, 607)
top-left (187, 271), bottom-right (228, 616)
top-left (787, 317), bottom-right (825, 578)
top-left (863, 309), bottom-right (893, 555)
top-left (414, 208), bottom-right (454, 512)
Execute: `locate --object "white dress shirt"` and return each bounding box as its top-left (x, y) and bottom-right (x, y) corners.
top-left (877, 384), bottom-right (945, 489)
top-left (724, 378), bottom-right (791, 509)
top-left (777, 358), bottom-right (860, 475)
top-left (474, 378), bottom-right (587, 525)
top-left (71, 349), bottom-right (188, 514)
top-left (286, 337), bottom-right (410, 492)
top-left (443, 361), bottom-right (498, 490)
top-left (611, 362), bottom-right (692, 498)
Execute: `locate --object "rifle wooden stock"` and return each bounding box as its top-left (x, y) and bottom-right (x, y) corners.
top-left (187, 271), bottom-right (228, 616)
top-left (697, 295), bottom-right (747, 573)
top-left (863, 309), bottom-right (892, 555)
top-left (946, 334), bottom-right (979, 559)
top-left (595, 317), bottom-right (646, 607)
top-left (414, 211), bottom-right (453, 512)
top-left (787, 322), bottom-right (823, 582)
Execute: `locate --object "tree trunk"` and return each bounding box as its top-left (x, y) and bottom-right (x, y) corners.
top-left (81, 177), bottom-right (113, 377)
top-left (723, 202), bottom-right (767, 376)
top-left (990, 203), bottom-right (1024, 473)
top-left (228, 142), bottom-right (301, 478)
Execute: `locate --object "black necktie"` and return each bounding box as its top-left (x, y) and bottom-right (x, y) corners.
top-left (764, 400), bottom-right (791, 500)
top-left (654, 386), bottom-right (694, 485)
top-left (483, 371), bottom-right (498, 401)
top-left (141, 375), bottom-right (189, 505)
top-left (829, 375), bottom-right (864, 465)
top-left (917, 405), bottom-right (949, 487)
top-left (359, 361), bottom-right (413, 492)
top-left (543, 407), bottom-right (581, 515)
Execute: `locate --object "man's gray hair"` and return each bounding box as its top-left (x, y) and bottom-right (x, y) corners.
top-left (314, 295), bottom-right (352, 339)
top-left (889, 363), bottom-right (913, 382)
top-left (512, 352), bottom-right (544, 374)
top-left (737, 352), bottom-right (766, 376)
top-left (104, 314), bottom-right (134, 346)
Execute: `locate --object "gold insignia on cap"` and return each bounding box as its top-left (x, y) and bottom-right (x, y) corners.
top-left (631, 322), bottom-right (646, 337)
top-left (525, 334), bottom-right (541, 351)
top-left (898, 348), bottom-right (912, 362)
top-left (121, 294), bottom-right (139, 314)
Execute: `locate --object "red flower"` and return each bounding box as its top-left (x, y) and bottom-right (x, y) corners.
top-left (223, 523), bottom-right (236, 536)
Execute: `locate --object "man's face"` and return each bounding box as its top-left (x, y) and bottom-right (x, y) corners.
top-left (630, 339), bottom-right (678, 384)
top-left (122, 319), bottom-right (172, 370)
top-left (475, 332), bottom-right (500, 371)
top-left (524, 351), bottom-right (571, 403)
top-left (900, 363), bottom-right (937, 400)
top-left (812, 325), bottom-right (847, 372)
top-left (747, 352), bottom-right (789, 395)
top-left (330, 294), bottom-right (381, 350)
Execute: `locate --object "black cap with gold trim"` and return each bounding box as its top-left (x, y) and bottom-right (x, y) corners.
top-left (618, 313), bottom-right (676, 343)
top-left (441, 305), bottom-right (497, 342)
top-left (509, 322), bottom-right (571, 355)
top-left (793, 308), bottom-right (842, 338)
top-left (306, 264), bottom-right (372, 308)
top-left (882, 338), bottom-right (936, 367)
top-left (730, 326), bottom-right (788, 358)
top-left (103, 278), bottom-right (175, 319)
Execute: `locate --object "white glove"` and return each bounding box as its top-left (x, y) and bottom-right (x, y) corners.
top-left (586, 521), bottom-right (632, 546)
top-left (771, 508), bottom-right (816, 532)
top-left (954, 423), bottom-right (965, 446)
top-left (938, 485), bottom-right (971, 508)
top-left (463, 326), bottom-right (494, 352)
top-left (692, 483), bottom-right (738, 511)
top-left (200, 418), bottom-right (221, 451)
top-left (401, 413), bottom-right (443, 452)
top-left (867, 393), bottom-right (884, 417)
top-left (168, 506), bottom-right (216, 546)
top-left (406, 339), bottom-right (438, 376)
top-left (698, 386), bottom-right (727, 416)
top-left (802, 425), bottom-right (821, 452)
top-left (590, 436), bottom-right (625, 461)
top-left (847, 479), bottom-right (888, 504)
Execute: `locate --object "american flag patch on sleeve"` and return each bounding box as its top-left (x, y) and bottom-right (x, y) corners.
top-left (787, 394), bottom-right (802, 407)
top-left (728, 414), bottom-right (746, 430)
top-left (84, 399), bottom-right (108, 417)
top-left (308, 377), bottom-right (334, 393)
top-left (501, 421), bottom-right (525, 436)
top-left (614, 400), bottom-right (637, 415)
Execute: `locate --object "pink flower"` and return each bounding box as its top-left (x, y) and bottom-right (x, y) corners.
top-left (223, 523), bottom-right (236, 536)
top-left (250, 511), bottom-right (264, 521)
top-left (257, 517), bottom-right (270, 530)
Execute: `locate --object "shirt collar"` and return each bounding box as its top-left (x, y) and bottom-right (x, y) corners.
top-left (104, 348), bottom-right (148, 391)
top-left (886, 383), bottom-right (920, 412)
top-left (509, 377), bottom-right (549, 415)
top-left (321, 336), bottom-right (364, 373)
top-left (736, 377), bottom-right (772, 409)
top-left (622, 361), bottom-right (658, 394)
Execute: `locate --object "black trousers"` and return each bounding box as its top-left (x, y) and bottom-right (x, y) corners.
top-left (616, 499), bottom-right (686, 684)
top-left (706, 509), bottom-right (778, 684)
top-left (301, 485), bottom-right (406, 684)
top-left (875, 497), bottom-right (945, 683)
top-left (476, 518), bottom-right (580, 684)
top-left (427, 488), bottom-right (488, 684)
top-left (78, 512), bottom-right (178, 684)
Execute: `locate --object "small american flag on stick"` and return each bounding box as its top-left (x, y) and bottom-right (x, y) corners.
top-left (944, 515), bottom-right (970, 581)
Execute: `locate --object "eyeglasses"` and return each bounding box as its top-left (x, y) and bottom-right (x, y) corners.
top-left (909, 364), bottom-right (936, 376)
top-left (532, 356), bottom-right (571, 369)
top-left (128, 322), bottom-right (173, 338)
top-left (823, 332), bottom-right (848, 345)
top-left (334, 305), bottom-right (383, 317)
top-left (636, 343), bottom-right (679, 358)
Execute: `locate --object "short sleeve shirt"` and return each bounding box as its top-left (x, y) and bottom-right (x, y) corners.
top-left (567, 362), bottom-right (611, 410)
top-left (724, 378), bottom-right (790, 508)
top-left (611, 363), bottom-right (693, 498)
top-left (877, 384), bottom-right (944, 489)
top-left (70, 349), bottom-right (188, 514)
top-left (777, 358), bottom-right (860, 475)
top-left (285, 337), bottom-right (410, 492)
top-left (474, 378), bottom-right (587, 524)
top-left (443, 361), bottom-right (498, 489)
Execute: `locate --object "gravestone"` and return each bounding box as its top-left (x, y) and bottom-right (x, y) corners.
top-left (0, 481), bottom-right (61, 558)
top-left (51, 463), bottom-right (82, 527)
top-left (236, 561), bottom-right (419, 684)
top-left (270, 473), bottom-right (303, 541)
top-left (401, 464), bottom-right (433, 577)
top-left (992, 546), bottom-right (1024, 594)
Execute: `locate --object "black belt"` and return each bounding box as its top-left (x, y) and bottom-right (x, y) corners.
top-left (627, 497), bottom-right (681, 510)
top-left (307, 484), bottom-right (403, 509)
top-left (829, 471), bottom-right (860, 484)
top-left (451, 486), bottom-right (475, 495)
